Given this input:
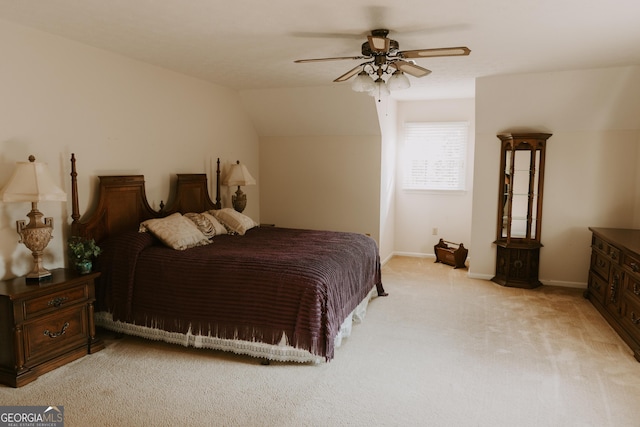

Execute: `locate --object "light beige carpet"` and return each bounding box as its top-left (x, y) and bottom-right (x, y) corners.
top-left (2, 256), bottom-right (640, 426)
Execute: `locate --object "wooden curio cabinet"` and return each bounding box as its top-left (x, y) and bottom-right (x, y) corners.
top-left (492, 133), bottom-right (551, 289)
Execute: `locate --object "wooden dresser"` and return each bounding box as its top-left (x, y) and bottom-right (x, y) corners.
top-left (0, 269), bottom-right (104, 387)
top-left (586, 227), bottom-right (640, 361)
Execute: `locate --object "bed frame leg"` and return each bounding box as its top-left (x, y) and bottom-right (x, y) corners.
top-left (376, 283), bottom-right (388, 297)
top-left (260, 358), bottom-right (271, 366)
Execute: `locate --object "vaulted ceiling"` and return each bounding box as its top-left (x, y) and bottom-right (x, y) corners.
top-left (1, 0), bottom-right (639, 100)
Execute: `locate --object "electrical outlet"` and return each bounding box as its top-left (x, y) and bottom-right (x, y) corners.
top-left (432, 228), bottom-right (438, 235)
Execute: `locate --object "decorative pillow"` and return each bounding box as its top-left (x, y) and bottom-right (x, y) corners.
top-left (184, 212), bottom-right (227, 238)
top-left (139, 213), bottom-right (210, 250)
top-left (201, 212), bottom-right (227, 236)
top-left (184, 212), bottom-right (216, 238)
top-left (209, 208), bottom-right (257, 236)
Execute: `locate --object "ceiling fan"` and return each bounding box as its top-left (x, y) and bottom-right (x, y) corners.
top-left (294, 29), bottom-right (470, 96)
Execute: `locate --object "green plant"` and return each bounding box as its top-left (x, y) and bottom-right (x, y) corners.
top-left (67, 236), bottom-right (101, 262)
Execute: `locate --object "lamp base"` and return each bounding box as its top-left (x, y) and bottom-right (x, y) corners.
top-left (231, 187), bottom-right (247, 213)
top-left (17, 204), bottom-right (54, 284)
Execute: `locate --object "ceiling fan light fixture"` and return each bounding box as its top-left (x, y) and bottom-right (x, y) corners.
top-left (369, 77), bottom-right (390, 99)
top-left (351, 70), bottom-right (375, 93)
top-left (387, 70), bottom-right (411, 91)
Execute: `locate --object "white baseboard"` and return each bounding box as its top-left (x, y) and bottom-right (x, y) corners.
top-left (384, 253), bottom-right (587, 289)
top-left (467, 272), bottom-right (493, 280)
top-left (392, 251), bottom-right (436, 259)
top-left (540, 279), bottom-right (587, 289)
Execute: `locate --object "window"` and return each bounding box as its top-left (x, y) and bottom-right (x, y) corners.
top-left (402, 121), bottom-right (469, 191)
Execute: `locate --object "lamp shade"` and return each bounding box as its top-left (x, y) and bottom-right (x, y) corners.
top-left (223, 161), bottom-right (256, 187)
top-left (0, 156), bottom-right (67, 203)
top-left (352, 71), bottom-right (375, 93)
top-left (387, 70), bottom-right (411, 91)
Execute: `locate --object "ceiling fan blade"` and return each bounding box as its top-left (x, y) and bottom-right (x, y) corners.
top-left (399, 47), bottom-right (471, 59)
top-left (392, 61), bottom-right (432, 78)
top-left (334, 65), bottom-right (363, 82)
top-left (294, 56), bottom-right (368, 63)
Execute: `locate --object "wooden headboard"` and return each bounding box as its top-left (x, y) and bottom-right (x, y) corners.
top-left (70, 154), bottom-right (222, 242)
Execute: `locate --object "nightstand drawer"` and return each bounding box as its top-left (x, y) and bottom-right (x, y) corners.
top-left (23, 305), bottom-right (89, 365)
top-left (23, 284), bottom-right (89, 319)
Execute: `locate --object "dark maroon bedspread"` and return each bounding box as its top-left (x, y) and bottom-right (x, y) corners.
top-left (95, 226), bottom-right (382, 360)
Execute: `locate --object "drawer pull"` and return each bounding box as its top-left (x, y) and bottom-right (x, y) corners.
top-left (610, 252), bottom-right (618, 260)
top-left (48, 296), bottom-right (68, 307)
top-left (597, 259), bottom-right (607, 268)
top-left (635, 283), bottom-right (640, 296)
top-left (631, 262), bottom-right (640, 273)
top-left (44, 322), bottom-right (69, 338)
top-left (632, 313), bottom-right (640, 326)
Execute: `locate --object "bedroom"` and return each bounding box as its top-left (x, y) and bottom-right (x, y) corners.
top-left (1, 2), bottom-right (639, 287)
top-left (1, 0), bottom-right (640, 424)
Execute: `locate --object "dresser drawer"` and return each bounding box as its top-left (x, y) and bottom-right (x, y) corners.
top-left (22, 305), bottom-right (89, 366)
top-left (592, 235), bottom-right (621, 262)
top-left (623, 253), bottom-right (640, 278)
top-left (587, 271), bottom-right (607, 305)
top-left (590, 251), bottom-right (611, 280)
top-left (625, 273), bottom-right (640, 304)
top-left (23, 283), bottom-right (89, 320)
top-left (622, 296), bottom-right (640, 345)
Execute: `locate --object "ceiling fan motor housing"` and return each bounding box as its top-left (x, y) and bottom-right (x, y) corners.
top-left (361, 39), bottom-right (399, 57)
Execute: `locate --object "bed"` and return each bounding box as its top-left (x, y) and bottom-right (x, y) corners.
top-left (69, 154), bottom-right (387, 363)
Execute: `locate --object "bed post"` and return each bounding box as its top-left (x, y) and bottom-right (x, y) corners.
top-left (215, 158), bottom-right (221, 209)
top-left (70, 153), bottom-right (80, 226)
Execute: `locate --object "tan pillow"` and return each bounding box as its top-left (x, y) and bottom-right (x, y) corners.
top-left (139, 213), bottom-right (210, 250)
top-left (209, 208), bottom-right (257, 236)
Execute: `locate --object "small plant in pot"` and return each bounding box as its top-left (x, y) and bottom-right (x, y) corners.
top-left (68, 236), bottom-right (101, 274)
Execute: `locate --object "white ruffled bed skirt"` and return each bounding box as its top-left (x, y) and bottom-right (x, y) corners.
top-left (94, 286), bottom-right (377, 363)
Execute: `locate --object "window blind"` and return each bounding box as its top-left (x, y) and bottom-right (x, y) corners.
top-left (403, 121), bottom-right (469, 191)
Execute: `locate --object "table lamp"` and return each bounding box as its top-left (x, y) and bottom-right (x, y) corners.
top-left (0, 155), bottom-right (67, 281)
top-left (223, 160), bottom-right (256, 213)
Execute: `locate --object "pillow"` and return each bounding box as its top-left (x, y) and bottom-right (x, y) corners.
top-left (209, 208), bottom-right (257, 236)
top-left (139, 213), bottom-right (210, 250)
top-left (184, 212), bottom-right (227, 237)
top-left (202, 212), bottom-right (227, 236)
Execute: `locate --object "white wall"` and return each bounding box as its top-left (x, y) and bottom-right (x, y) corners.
top-left (471, 66), bottom-right (640, 287)
top-left (240, 86), bottom-right (383, 242)
top-left (394, 98), bottom-right (476, 257)
top-left (0, 19), bottom-right (259, 280)
top-left (376, 96), bottom-right (398, 264)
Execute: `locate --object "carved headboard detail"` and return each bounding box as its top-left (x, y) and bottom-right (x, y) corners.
top-left (70, 154), bottom-right (222, 243)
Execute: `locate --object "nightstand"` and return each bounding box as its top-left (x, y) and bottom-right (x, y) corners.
top-left (0, 269), bottom-right (104, 387)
